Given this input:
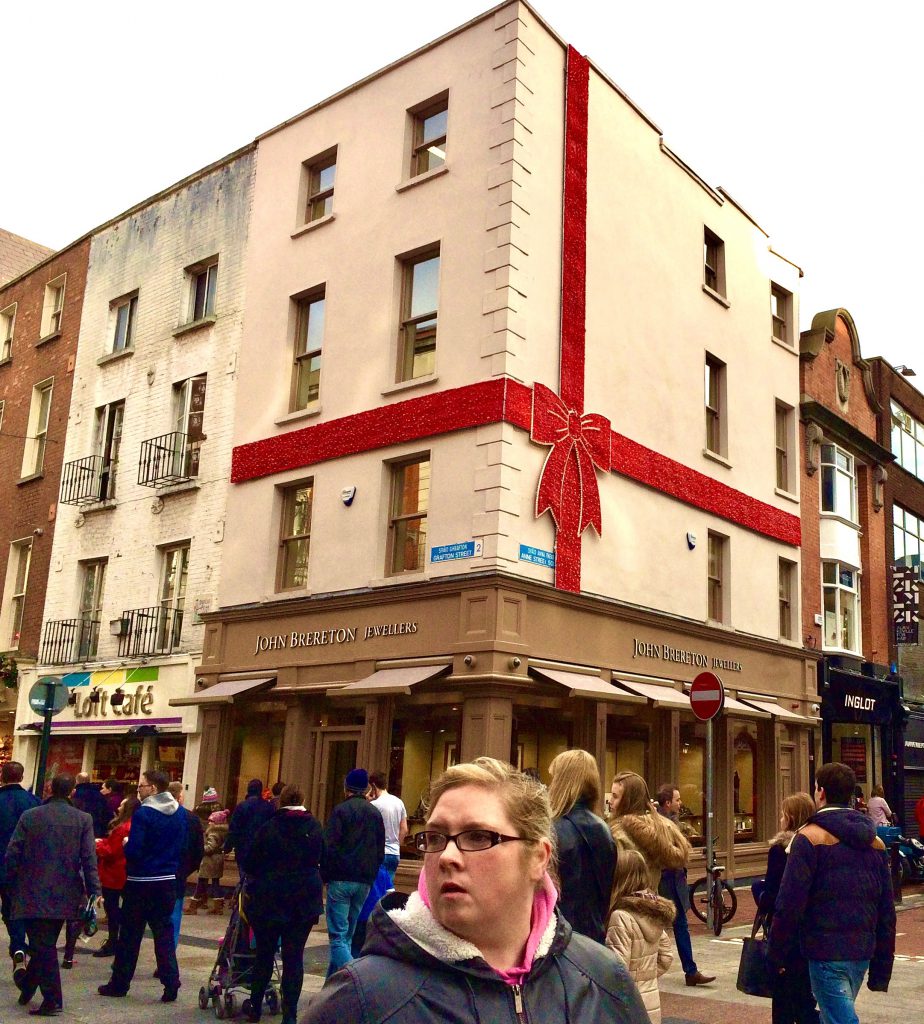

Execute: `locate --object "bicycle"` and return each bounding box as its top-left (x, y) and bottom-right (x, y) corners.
top-left (689, 863), bottom-right (737, 935)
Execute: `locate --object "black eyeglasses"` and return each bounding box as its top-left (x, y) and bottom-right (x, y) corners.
top-left (414, 829), bottom-right (526, 853)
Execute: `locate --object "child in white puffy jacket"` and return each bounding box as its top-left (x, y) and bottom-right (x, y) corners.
top-left (606, 848), bottom-right (675, 1024)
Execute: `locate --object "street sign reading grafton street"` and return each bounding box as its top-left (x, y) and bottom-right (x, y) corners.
top-left (690, 671), bottom-right (725, 721)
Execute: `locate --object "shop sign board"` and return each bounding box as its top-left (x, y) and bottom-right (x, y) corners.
top-left (824, 675), bottom-right (893, 727)
top-left (690, 671), bottom-right (725, 721)
top-left (519, 544), bottom-right (555, 568)
top-left (905, 716), bottom-right (924, 770)
top-left (893, 565), bottom-right (920, 645)
top-left (430, 540), bottom-right (482, 563)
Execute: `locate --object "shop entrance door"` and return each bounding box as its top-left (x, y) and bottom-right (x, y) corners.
top-left (314, 729), bottom-right (362, 824)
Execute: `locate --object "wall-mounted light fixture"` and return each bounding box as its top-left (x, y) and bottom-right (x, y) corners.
top-left (894, 364), bottom-right (917, 377)
top-left (110, 687), bottom-right (126, 708)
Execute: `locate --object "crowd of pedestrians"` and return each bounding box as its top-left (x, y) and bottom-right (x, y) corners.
top-left (0, 752), bottom-right (901, 1023)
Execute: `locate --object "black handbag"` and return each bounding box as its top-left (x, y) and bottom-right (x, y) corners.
top-left (736, 914), bottom-right (773, 998)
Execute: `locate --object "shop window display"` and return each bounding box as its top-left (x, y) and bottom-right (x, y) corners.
top-left (831, 722), bottom-right (876, 789)
top-left (227, 700), bottom-right (286, 806)
top-left (94, 737), bottom-right (143, 784)
top-left (154, 736), bottom-right (186, 782)
top-left (512, 709), bottom-right (571, 784)
top-left (679, 721), bottom-right (706, 846)
top-left (732, 722), bottom-right (758, 843)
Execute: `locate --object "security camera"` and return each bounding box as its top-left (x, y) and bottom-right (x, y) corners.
top-left (811, 703), bottom-right (820, 713)
top-left (463, 655), bottom-right (476, 668)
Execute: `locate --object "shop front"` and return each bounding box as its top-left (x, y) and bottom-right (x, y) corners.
top-left (819, 658), bottom-right (905, 812)
top-left (902, 711), bottom-right (924, 837)
top-left (187, 576), bottom-right (819, 882)
top-left (13, 662), bottom-right (201, 796)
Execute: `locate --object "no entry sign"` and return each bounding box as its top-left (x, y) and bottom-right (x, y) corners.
top-left (690, 671), bottom-right (725, 721)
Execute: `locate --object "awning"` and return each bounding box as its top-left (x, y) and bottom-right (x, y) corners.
top-left (328, 664), bottom-right (449, 698)
top-left (530, 668), bottom-right (646, 704)
top-left (721, 695), bottom-right (771, 719)
top-left (738, 696), bottom-right (817, 723)
top-left (613, 678), bottom-right (691, 708)
top-left (169, 676), bottom-right (275, 707)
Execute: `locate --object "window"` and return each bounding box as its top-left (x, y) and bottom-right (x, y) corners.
top-left (172, 375), bottom-right (207, 477)
top-left (388, 456), bottom-right (430, 575)
top-left (732, 723), bottom-right (759, 844)
top-left (4, 539), bottom-right (33, 649)
top-left (77, 559), bottom-right (106, 659)
top-left (779, 558), bottom-right (796, 639)
top-left (409, 94), bottom-right (448, 178)
top-left (771, 283), bottom-right (792, 345)
top-left (822, 561), bottom-right (860, 652)
top-left (703, 228), bottom-right (725, 297)
top-left (277, 482), bottom-right (313, 590)
top-left (111, 294), bottom-right (137, 353)
top-left (893, 504), bottom-right (924, 580)
top-left (186, 259), bottom-right (218, 323)
top-left (40, 276), bottom-right (66, 337)
top-left (704, 353), bottom-right (726, 456)
top-left (291, 288), bottom-right (325, 409)
top-left (1, 303), bottom-right (15, 360)
top-left (820, 444), bottom-right (857, 522)
top-left (158, 543), bottom-right (189, 651)
top-left (891, 400), bottom-right (924, 483)
top-left (707, 531), bottom-right (728, 622)
top-left (94, 401), bottom-right (125, 500)
top-left (398, 248), bottom-right (440, 381)
top-left (303, 150), bottom-right (336, 223)
top-left (775, 401), bottom-right (794, 492)
top-left (21, 378), bottom-right (53, 477)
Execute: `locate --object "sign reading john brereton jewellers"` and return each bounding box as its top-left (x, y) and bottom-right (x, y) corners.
top-left (631, 637), bottom-right (742, 673)
top-left (254, 621), bottom-right (419, 656)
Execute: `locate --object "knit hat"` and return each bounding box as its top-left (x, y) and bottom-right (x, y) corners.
top-left (201, 787), bottom-right (219, 804)
top-left (345, 768), bottom-right (369, 792)
top-left (208, 809), bottom-right (229, 825)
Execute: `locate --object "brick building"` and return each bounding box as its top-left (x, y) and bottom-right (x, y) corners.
top-left (183, 0), bottom-right (818, 882)
top-left (0, 240), bottom-right (90, 766)
top-left (12, 149), bottom-right (256, 792)
top-left (799, 309), bottom-right (901, 806)
top-left (870, 357), bottom-right (924, 835)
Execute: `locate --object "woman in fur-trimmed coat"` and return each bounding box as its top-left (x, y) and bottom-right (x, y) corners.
top-left (609, 772), bottom-right (690, 890)
top-left (606, 849), bottom-right (676, 1024)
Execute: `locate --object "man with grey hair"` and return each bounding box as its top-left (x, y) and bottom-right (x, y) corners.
top-left (6, 772), bottom-right (100, 1016)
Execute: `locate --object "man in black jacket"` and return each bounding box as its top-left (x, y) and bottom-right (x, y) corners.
top-left (768, 762), bottom-right (895, 1024)
top-left (224, 779), bottom-right (274, 879)
top-left (71, 773), bottom-right (111, 838)
top-left (0, 761), bottom-right (39, 971)
top-left (322, 768), bottom-right (384, 977)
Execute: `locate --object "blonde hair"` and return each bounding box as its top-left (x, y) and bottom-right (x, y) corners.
top-left (611, 771), bottom-right (652, 817)
top-left (547, 749), bottom-right (601, 818)
top-left (610, 848), bottom-right (651, 907)
top-left (870, 784), bottom-right (885, 799)
top-left (426, 757), bottom-right (556, 875)
top-left (781, 792), bottom-right (814, 831)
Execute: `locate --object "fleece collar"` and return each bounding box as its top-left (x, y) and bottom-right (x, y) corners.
top-left (142, 791), bottom-right (179, 815)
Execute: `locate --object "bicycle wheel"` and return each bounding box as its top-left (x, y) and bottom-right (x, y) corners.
top-left (688, 878), bottom-right (709, 922)
top-left (711, 876), bottom-right (724, 935)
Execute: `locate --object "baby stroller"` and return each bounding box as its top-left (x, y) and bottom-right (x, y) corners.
top-left (198, 880), bottom-right (282, 1019)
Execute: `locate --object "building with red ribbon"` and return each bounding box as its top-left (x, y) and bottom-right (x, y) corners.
top-left (180, 1), bottom-right (819, 881)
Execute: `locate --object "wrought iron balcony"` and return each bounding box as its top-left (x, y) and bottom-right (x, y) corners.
top-left (137, 432), bottom-right (200, 488)
top-left (117, 606), bottom-right (183, 657)
top-left (40, 618), bottom-right (101, 664)
top-left (60, 455), bottom-right (118, 505)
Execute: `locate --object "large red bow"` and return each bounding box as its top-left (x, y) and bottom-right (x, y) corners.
top-left (531, 383), bottom-right (611, 538)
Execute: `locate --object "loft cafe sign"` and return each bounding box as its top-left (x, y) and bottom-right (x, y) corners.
top-left (254, 619), bottom-right (419, 656)
top-left (71, 685), bottom-right (155, 719)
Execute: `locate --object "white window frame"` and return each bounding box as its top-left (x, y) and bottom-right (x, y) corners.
top-left (771, 283), bottom-right (793, 345)
top-left (2, 538), bottom-right (33, 651)
top-left (0, 302), bottom-right (16, 361)
top-left (703, 227), bottom-right (725, 298)
top-left (891, 400), bottom-right (924, 483)
top-left (820, 443), bottom-right (857, 523)
top-left (822, 561), bottom-right (861, 654)
top-left (893, 504), bottom-right (924, 581)
top-left (397, 247), bottom-right (440, 382)
top-left (110, 293), bottom-right (138, 353)
top-left (158, 542), bottom-right (190, 651)
top-left (21, 377), bottom-right (54, 478)
top-left (302, 149), bottom-right (337, 224)
top-left (409, 93), bottom-right (449, 178)
top-left (94, 400), bottom-right (125, 500)
top-left (40, 276), bottom-right (66, 338)
top-left (77, 558), bottom-right (107, 659)
top-left (185, 258), bottom-right (218, 323)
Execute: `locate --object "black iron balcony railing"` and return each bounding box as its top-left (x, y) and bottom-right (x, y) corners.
top-left (117, 606), bottom-right (183, 657)
top-left (40, 618), bottom-right (101, 664)
top-left (137, 432), bottom-right (200, 488)
top-left (60, 455), bottom-right (118, 505)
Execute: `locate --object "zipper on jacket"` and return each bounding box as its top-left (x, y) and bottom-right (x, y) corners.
top-left (512, 983), bottom-right (527, 1022)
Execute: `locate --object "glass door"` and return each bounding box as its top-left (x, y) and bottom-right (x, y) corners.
top-left (315, 730), bottom-right (361, 824)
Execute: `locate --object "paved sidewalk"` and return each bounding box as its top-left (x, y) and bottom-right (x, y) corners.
top-left (2, 888), bottom-right (921, 1022)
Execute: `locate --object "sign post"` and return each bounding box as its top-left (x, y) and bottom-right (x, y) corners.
top-left (28, 676), bottom-right (69, 799)
top-left (690, 670), bottom-right (725, 932)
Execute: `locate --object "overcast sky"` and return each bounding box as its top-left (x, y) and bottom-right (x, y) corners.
top-left (3, 1), bottom-right (920, 374)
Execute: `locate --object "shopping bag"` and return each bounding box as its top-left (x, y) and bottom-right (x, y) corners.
top-left (736, 915), bottom-right (773, 998)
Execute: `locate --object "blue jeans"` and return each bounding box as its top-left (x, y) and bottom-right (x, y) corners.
top-left (325, 881), bottom-right (370, 978)
top-left (171, 897), bottom-right (183, 948)
top-left (672, 904), bottom-right (698, 976)
top-left (809, 959), bottom-right (869, 1024)
top-left (382, 855), bottom-right (400, 885)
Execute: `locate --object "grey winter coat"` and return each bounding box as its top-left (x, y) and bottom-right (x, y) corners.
top-left (304, 891), bottom-right (649, 1024)
top-left (5, 798), bottom-right (100, 920)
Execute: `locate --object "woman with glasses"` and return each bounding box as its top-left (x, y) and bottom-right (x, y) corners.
top-left (304, 756), bottom-right (648, 1024)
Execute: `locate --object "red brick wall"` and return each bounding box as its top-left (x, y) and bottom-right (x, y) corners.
top-left (0, 239), bottom-right (89, 661)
